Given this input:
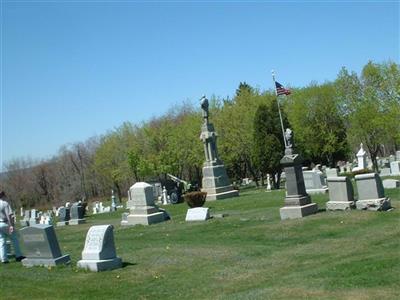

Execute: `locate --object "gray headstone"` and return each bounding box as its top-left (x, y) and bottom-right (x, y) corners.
top-left (390, 161), bottom-right (400, 175)
top-left (303, 170), bottom-right (328, 194)
top-left (396, 151), bottom-right (400, 161)
top-left (382, 179), bottom-right (400, 189)
top-left (19, 225), bottom-right (70, 267)
top-left (69, 203), bottom-right (86, 225)
top-left (355, 173), bottom-right (391, 211)
top-left (326, 177), bottom-right (354, 210)
top-left (77, 225), bottom-right (122, 272)
top-left (57, 207), bottom-right (70, 226)
top-left (121, 182), bottom-right (167, 226)
top-left (379, 168), bottom-right (391, 177)
top-left (325, 168), bottom-right (338, 178)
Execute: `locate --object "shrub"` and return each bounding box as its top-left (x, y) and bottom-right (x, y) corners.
top-left (183, 192), bottom-right (207, 208)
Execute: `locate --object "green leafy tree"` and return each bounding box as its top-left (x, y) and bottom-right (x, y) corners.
top-left (286, 83), bottom-right (349, 166)
top-left (252, 102), bottom-right (286, 188)
top-left (336, 61), bottom-right (400, 171)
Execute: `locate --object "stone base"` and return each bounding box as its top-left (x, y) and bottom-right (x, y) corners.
top-left (185, 207), bottom-right (210, 221)
top-left (326, 201), bottom-right (354, 211)
top-left (203, 189), bottom-right (239, 201)
top-left (77, 257), bottom-right (122, 272)
top-left (22, 254), bottom-right (71, 267)
top-left (121, 211), bottom-right (165, 226)
top-left (280, 203), bottom-right (318, 220)
top-left (306, 187), bottom-right (329, 194)
top-left (57, 221), bottom-right (69, 226)
top-left (356, 198), bottom-right (391, 211)
top-left (69, 219), bottom-right (86, 225)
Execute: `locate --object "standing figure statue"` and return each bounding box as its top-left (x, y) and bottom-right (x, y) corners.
top-left (200, 95), bottom-right (209, 124)
top-left (284, 128), bottom-right (294, 155)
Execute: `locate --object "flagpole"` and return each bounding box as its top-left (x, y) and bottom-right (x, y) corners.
top-left (271, 70), bottom-right (287, 148)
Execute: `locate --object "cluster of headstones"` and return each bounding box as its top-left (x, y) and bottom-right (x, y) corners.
top-left (378, 151), bottom-right (400, 177)
top-left (326, 172), bottom-right (391, 211)
top-left (19, 224), bottom-right (121, 272)
top-left (57, 202), bottom-right (86, 226)
top-left (20, 209), bottom-right (55, 227)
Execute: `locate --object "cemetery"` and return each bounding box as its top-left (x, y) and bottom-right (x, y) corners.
top-left (1, 92), bottom-right (399, 299)
top-left (1, 2), bottom-right (399, 297)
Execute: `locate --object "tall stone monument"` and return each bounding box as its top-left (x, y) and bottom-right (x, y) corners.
top-left (121, 182), bottom-right (166, 226)
top-left (77, 225), bottom-right (122, 272)
top-left (199, 96), bottom-right (239, 201)
top-left (280, 128), bottom-right (318, 220)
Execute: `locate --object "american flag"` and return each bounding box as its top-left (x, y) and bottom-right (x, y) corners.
top-left (275, 81), bottom-right (291, 96)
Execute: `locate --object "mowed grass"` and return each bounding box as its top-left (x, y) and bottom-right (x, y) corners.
top-left (1, 187), bottom-right (399, 300)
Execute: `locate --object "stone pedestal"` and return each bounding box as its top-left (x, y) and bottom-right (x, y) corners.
top-left (185, 207), bottom-right (210, 221)
top-left (20, 225), bottom-right (70, 267)
top-left (121, 182), bottom-right (167, 226)
top-left (200, 117), bottom-right (238, 201)
top-left (326, 176), bottom-right (354, 211)
top-left (280, 154), bottom-right (318, 220)
top-left (77, 225), bottom-right (122, 272)
top-left (355, 173), bottom-right (391, 211)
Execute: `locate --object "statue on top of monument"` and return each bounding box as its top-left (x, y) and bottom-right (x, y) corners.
top-left (200, 95), bottom-right (209, 124)
top-left (284, 128), bottom-right (294, 154)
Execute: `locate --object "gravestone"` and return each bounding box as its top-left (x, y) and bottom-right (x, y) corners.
top-left (382, 179), bottom-right (400, 189)
top-left (121, 182), bottom-right (166, 226)
top-left (20, 210), bottom-right (30, 227)
top-left (326, 177), bottom-right (354, 210)
top-left (352, 143), bottom-right (367, 171)
top-left (303, 170), bottom-right (328, 194)
top-left (200, 96), bottom-right (239, 200)
top-left (325, 168), bottom-right (338, 178)
top-left (20, 225), bottom-right (70, 267)
top-left (69, 203), bottom-right (86, 225)
top-left (380, 168), bottom-right (391, 177)
top-left (355, 173), bottom-right (391, 211)
top-left (29, 209), bottom-right (38, 226)
top-left (396, 151), bottom-right (400, 162)
top-left (57, 206), bottom-right (70, 226)
top-left (77, 225), bottom-right (122, 272)
top-left (390, 161), bottom-right (400, 175)
top-left (279, 128), bottom-right (318, 220)
top-left (185, 207), bottom-right (210, 222)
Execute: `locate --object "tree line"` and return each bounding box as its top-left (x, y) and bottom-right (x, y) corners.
top-left (1, 61), bottom-right (399, 209)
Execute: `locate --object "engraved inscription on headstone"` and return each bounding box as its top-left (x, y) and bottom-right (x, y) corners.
top-left (77, 225), bottom-right (122, 272)
top-left (20, 225), bottom-right (70, 267)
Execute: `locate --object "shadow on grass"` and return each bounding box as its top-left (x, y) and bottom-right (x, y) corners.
top-left (122, 262), bottom-right (136, 268)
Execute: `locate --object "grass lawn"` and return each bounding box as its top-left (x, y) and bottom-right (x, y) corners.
top-left (1, 187), bottom-right (399, 300)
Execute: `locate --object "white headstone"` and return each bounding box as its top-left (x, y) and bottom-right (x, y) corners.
top-left (77, 225), bottom-right (122, 272)
top-left (390, 161), bottom-right (400, 175)
top-left (382, 179), bottom-right (400, 189)
top-left (185, 207), bottom-right (210, 221)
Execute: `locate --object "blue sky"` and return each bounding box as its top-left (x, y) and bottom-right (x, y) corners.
top-left (1, 1), bottom-right (399, 170)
